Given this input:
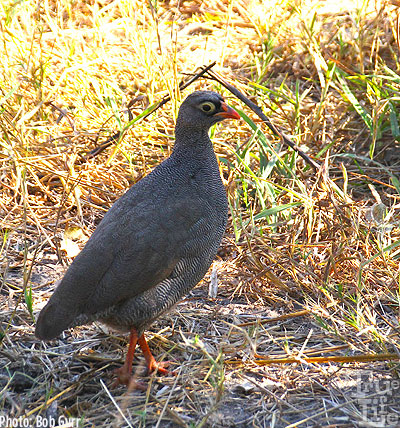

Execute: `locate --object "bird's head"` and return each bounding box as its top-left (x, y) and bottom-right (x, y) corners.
top-left (176, 91), bottom-right (240, 132)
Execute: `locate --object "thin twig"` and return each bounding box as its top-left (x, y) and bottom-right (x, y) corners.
top-left (252, 353), bottom-right (400, 365)
top-left (203, 68), bottom-right (321, 170)
top-left (237, 309), bottom-right (310, 327)
top-left (83, 61), bottom-right (217, 160)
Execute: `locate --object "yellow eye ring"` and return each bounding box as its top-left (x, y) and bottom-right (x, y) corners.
top-left (199, 101), bottom-right (216, 114)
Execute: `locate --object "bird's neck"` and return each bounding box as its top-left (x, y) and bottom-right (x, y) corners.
top-left (173, 125), bottom-right (214, 156)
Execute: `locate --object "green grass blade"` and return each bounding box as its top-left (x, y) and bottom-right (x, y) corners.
top-left (254, 202), bottom-right (303, 220)
top-left (336, 72), bottom-right (373, 132)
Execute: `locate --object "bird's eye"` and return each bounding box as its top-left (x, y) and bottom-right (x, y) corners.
top-left (199, 102), bottom-right (216, 114)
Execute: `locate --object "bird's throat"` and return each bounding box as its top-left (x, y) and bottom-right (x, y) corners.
top-left (173, 126), bottom-right (213, 154)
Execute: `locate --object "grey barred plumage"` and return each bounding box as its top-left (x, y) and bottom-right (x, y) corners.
top-left (35, 91), bottom-right (240, 385)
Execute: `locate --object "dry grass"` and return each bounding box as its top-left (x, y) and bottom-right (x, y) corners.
top-left (1, 0), bottom-right (400, 427)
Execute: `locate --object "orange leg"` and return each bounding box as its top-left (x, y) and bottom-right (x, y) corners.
top-left (138, 333), bottom-right (170, 375)
top-left (112, 329), bottom-right (171, 387)
top-left (113, 328), bottom-right (138, 386)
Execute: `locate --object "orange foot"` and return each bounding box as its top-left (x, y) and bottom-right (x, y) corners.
top-left (138, 334), bottom-right (175, 376)
top-left (146, 359), bottom-right (171, 376)
top-left (112, 365), bottom-right (133, 387)
top-left (112, 360), bottom-right (172, 387)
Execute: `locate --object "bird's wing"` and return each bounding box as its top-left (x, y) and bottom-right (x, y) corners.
top-left (81, 194), bottom-right (204, 315)
top-left (36, 181), bottom-right (206, 340)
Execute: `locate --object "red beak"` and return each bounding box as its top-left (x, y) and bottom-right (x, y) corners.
top-left (216, 102), bottom-right (240, 120)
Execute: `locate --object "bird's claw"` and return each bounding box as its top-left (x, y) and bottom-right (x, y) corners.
top-left (146, 360), bottom-right (174, 376)
top-left (111, 360), bottom-right (175, 389)
top-left (111, 366), bottom-right (147, 390)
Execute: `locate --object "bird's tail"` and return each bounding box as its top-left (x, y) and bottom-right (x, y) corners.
top-left (35, 300), bottom-right (77, 340)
